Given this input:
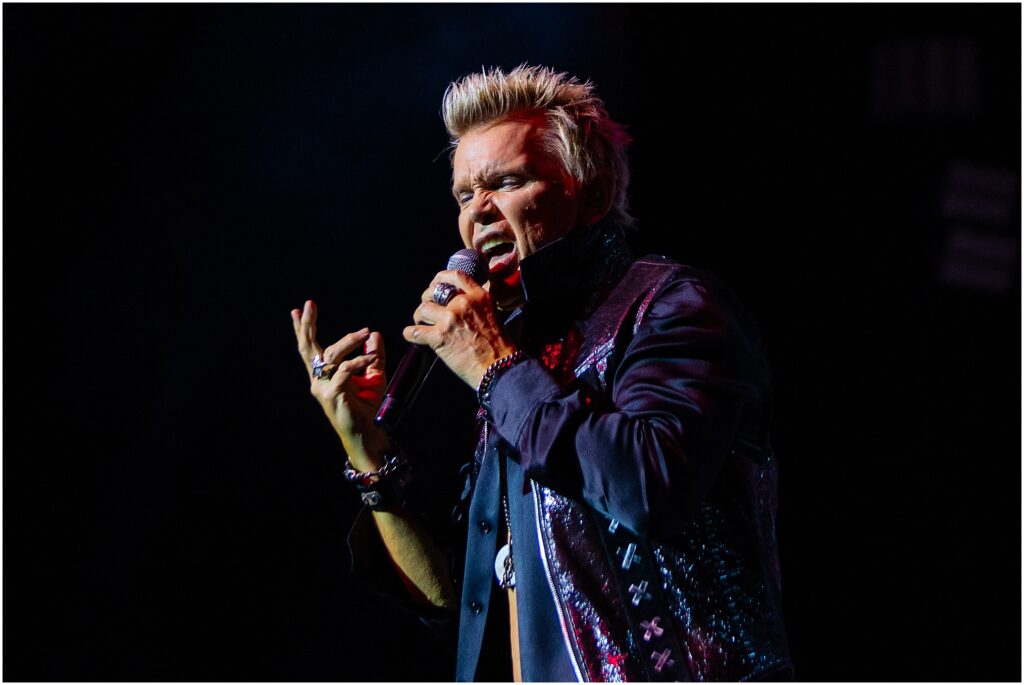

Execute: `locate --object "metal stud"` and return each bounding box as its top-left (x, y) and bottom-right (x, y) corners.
top-left (628, 581), bottom-right (652, 606)
top-left (640, 616), bottom-right (664, 641)
top-left (616, 543), bottom-right (640, 569)
top-left (651, 648), bottom-right (675, 673)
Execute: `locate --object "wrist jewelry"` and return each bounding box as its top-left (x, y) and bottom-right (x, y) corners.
top-left (343, 442), bottom-right (412, 510)
top-left (477, 350), bottom-right (528, 406)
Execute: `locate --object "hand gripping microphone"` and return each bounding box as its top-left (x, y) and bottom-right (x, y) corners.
top-left (373, 248), bottom-right (489, 432)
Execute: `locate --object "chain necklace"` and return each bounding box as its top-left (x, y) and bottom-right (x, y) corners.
top-left (496, 493), bottom-right (516, 590)
top-left (485, 420), bottom-right (516, 590)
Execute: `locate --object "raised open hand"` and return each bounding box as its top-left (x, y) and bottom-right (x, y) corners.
top-left (291, 300), bottom-right (389, 470)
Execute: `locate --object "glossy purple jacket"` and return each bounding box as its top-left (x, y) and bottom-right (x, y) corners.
top-left (456, 223), bottom-right (792, 681)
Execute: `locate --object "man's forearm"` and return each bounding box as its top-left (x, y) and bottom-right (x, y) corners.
top-left (371, 509), bottom-right (457, 609)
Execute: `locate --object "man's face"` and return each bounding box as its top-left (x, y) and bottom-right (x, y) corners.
top-left (452, 115), bottom-right (583, 310)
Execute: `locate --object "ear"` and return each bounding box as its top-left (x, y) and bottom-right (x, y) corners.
top-left (580, 175), bottom-right (614, 225)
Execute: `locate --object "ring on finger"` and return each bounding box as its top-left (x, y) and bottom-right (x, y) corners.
top-left (432, 282), bottom-right (459, 305)
top-left (311, 353), bottom-right (337, 381)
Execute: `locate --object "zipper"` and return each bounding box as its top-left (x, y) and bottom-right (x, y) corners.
top-left (532, 483), bottom-right (587, 682)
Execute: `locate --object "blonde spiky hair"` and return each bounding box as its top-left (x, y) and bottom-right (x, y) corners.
top-left (442, 64), bottom-right (634, 228)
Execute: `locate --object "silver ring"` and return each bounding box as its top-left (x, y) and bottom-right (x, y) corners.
top-left (432, 282), bottom-right (459, 305)
top-left (311, 353), bottom-right (336, 380)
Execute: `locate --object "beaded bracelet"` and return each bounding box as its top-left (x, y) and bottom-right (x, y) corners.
top-left (477, 350), bottom-right (528, 406)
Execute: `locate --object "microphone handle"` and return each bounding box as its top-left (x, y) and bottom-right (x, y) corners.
top-left (373, 345), bottom-right (438, 432)
top-left (373, 248), bottom-right (487, 432)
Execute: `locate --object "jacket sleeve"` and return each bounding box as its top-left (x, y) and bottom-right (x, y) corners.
top-left (485, 275), bottom-right (771, 539)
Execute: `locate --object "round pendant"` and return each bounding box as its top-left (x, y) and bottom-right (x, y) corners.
top-left (494, 543), bottom-right (515, 589)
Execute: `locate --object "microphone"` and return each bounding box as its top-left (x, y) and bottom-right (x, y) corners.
top-left (373, 248), bottom-right (489, 432)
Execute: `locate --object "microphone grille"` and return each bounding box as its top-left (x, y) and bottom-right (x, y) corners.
top-left (447, 248), bottom-right (490, 285)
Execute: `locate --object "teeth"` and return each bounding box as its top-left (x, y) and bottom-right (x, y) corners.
top-left (481, 237), bottom-right (513, 254)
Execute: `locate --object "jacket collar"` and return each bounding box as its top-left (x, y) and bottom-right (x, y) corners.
top-left (516, 220), bottom-right (635, 328)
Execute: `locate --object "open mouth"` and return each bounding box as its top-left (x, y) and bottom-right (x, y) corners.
top-left (480, 237), bottom-right (518, 275)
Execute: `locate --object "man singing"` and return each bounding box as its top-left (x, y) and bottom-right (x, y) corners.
top-left (292, 65), bottom-right (792, 681)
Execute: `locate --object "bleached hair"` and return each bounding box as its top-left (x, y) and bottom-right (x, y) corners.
top-left (442, 64), bottom-right (634, 228)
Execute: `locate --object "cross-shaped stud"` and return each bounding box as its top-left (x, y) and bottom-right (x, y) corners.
top-left (628, 581), bottom-right (652, 606)
top-left (651, 648), bottom-right (675, 673)
top-left (640, 616), bottom-right (664, 641)
top-left (616, 543), bottom-right (640, 570)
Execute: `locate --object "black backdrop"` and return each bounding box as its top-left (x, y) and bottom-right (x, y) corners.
top-left (4, 4), bottom-right (1020, 681)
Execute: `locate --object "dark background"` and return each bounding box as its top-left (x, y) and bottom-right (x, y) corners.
top-left (4, 4), bottom-right (1020, 681)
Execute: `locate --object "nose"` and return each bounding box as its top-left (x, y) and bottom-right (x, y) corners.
top-left (467, 190), bottom-right (499, 225)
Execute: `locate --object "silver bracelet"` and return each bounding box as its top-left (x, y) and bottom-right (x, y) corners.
top-left (343, 444), bottom-right (408, 486)
top-left (342, 442), bottom-right (412, 511)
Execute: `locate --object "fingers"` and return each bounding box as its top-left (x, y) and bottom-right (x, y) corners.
top-left (407, 284), bottom-right (485, 348)
top-left (291, 300), bottom-right (312, 350)
top-left (412, 301), bottom-right (448, 326)
top-left (420, 269), bottom-right (484, 303)
top-left (292, 300), bottom-right (381, 386)
top-left (303, 300), bottom-right (318, 348)
top-left (322, 352), bottom-right (379, 392)
top-left (363, 331), bottom-right (386, 379)
top-left (293, 300), bottom-right (323, 380)
top-left (322, 327), bottom-right (371, 364)
top-left (403, 323), bottom-right (440, 348)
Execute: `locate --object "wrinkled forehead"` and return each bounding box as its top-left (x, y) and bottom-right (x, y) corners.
top-left (451, 112), bottom-right (563, 182)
